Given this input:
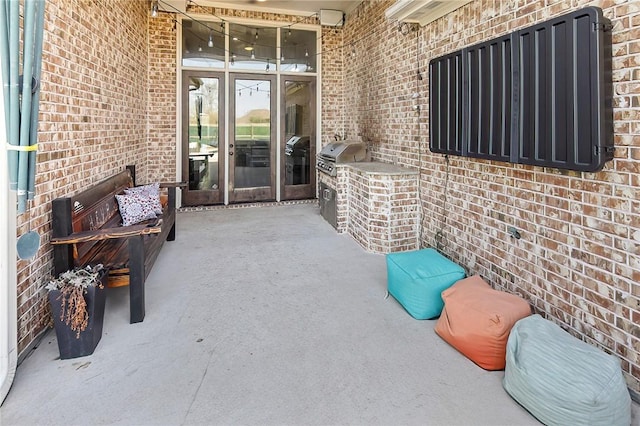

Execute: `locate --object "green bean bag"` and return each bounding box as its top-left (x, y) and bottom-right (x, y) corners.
top-left (503, 315), bottom-right (631, 426)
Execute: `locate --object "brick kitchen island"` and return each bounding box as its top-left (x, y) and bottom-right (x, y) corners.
top-left (318, 162), bottom-right (419, 254)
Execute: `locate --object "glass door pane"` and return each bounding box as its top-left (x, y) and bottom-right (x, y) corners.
top-left (229, 75), bottom-right (276, 202)
top-left (282, 76), bottom-right (316, 200)
top-left (182, 72), bottom-right (224, 206)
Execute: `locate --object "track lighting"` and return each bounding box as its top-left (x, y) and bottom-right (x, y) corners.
top-left (208, 31), bottom-right (214, 47)
top-left (151, 0), bottom-right (158, 17)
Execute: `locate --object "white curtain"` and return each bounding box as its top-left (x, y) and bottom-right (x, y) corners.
top-left (0, 45), bottom-right (18, 406)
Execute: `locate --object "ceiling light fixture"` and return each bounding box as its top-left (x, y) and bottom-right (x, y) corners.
top-left (150, 0), bottom-right (158, 17)
top-left (208, 31), bottom-right (214, 47)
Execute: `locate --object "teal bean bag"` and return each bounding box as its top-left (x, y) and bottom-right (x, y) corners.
top-left (503, 314), bottom-right (631, 426)
top-left (386, 248), bottom-right (465, 319)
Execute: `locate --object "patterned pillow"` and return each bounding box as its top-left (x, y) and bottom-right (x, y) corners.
top-left (115, 193), bottom-right (157, 226)
top-left (124, 182), bottom-right (162, 215)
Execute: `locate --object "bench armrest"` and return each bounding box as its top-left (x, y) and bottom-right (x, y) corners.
top-left (159, 181), bottom-right (187, 188)
top-left (51, 220), bottom-right (163, 245)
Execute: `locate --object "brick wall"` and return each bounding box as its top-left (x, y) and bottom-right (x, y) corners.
top-left (344, 164), bottom-right (419, 253)
top-left (343, 0), bottom-right (640, 393)
top-left (147, 12), bottom-right (178, 184)
top-left (16, 0), bottom-right (148, 354)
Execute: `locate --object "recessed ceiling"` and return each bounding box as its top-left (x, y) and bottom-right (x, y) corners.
top-left (197, 0), bottom-right (363, 17)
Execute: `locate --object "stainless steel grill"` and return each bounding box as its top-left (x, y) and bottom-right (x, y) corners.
top-left (316, 141), bottom-right (367, 176)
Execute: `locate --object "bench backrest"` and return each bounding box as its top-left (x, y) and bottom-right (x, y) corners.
top-left (52, 168), bottom-right (134, 272)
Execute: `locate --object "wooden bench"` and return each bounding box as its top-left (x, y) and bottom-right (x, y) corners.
top-left (51, 165), bottom-right (184, 323)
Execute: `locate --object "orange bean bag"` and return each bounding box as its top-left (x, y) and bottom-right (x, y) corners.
top-left (434, 275), bottom-right (531, 370)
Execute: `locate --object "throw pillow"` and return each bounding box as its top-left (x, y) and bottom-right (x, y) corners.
top-left (115, 193), bottom-right (157, 226)
top-left (125, 182), bottom-right (162, 215)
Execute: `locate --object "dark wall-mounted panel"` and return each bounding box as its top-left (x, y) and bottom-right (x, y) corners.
top-left (463, 35), bottom-right (513, 162)
top-left (515, 7), bottom-right (612, 171)
top-left (429, 6), bottom-right (613, 172)
top-left (429, 51), bottom-right (463, 156)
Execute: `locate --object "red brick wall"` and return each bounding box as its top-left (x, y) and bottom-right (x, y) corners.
top-left (343, 0), bottom-right (640, 393)
top-left (147, 12), bottom-right (178, 184)
top-left (16, 0), bottom-right (148, 353)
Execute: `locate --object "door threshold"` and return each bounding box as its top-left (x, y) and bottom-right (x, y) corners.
top-left (179, 198), bottom-right (317, 213)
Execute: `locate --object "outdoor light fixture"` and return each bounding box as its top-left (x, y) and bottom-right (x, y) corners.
top-left (151, 0), bottom-right (158, 17)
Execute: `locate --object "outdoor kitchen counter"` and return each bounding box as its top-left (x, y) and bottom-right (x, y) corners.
top-left (337, 161), bottom-right (420, 253)
top-left (343, 161), bottom-right (419, 175)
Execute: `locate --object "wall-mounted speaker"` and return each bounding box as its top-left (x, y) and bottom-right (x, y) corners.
top-left (320, 9), bottom-right (344, 27)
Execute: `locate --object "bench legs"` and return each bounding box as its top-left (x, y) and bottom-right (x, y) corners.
top-left (167, 222), bottom-right (176, 242)
top-left (128, 236), bottom-right (145, 323)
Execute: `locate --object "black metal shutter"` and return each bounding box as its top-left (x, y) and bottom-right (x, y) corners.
top-left (429, 51), bottom-right (463, 156)
top-left (462, 34), bottom-right (513, 162)
top-left (429, 6), bottom-right (613, 172)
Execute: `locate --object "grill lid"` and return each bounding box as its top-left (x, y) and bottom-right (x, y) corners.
top-left (317, 141), bottom-right (367, 176)
top-left (318, 141), bottom-right (367, 163)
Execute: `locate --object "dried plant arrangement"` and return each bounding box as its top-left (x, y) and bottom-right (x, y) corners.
top-left (46, 264), bottom-right (105, 338)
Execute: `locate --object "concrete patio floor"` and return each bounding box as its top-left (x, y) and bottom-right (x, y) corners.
top-left (1, 202), bottom-right (637, 425)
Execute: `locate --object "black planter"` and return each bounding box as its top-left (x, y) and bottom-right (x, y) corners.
top-left (48, 270), bottom-right (107, 359)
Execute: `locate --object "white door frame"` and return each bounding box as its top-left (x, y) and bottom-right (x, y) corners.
top-left (0, 55), bottom-right (18, 405)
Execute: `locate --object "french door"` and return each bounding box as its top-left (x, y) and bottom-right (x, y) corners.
top-left (181, 71), bottom-right (224, 206)
top-left (228, 74), bottom-right (276, 203)
top-left (281, 75), bottom-right (316, 200)
top-left (181, 72), bottom-right (314, 206)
